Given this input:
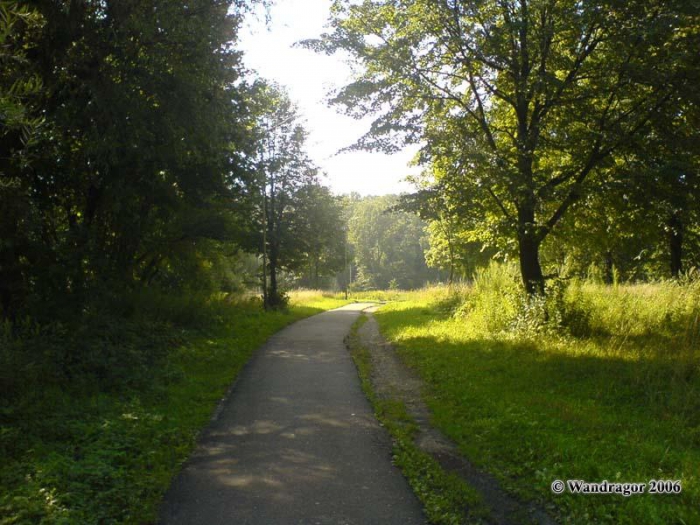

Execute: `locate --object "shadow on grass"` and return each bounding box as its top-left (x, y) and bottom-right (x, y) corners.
top-left (376, 305), bottom-right (699, 415)
top-left (373, 305), bottom-right (700, 523)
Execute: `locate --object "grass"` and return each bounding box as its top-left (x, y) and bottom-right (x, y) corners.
top-left (0, 291), bottom-right (350, 524)
top-left (345, 315), bottom-right (483, 525)
top-left (371, 267), bottom-right (699, 524)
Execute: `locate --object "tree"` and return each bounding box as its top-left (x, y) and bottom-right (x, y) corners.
top-left (1, 0), bottom-right (261, 320)
top-left (293, 183), bottom-right (346, 289)
top-left (544, 96), bottom-right (700, 281)
top-left (307, 0), bottom-right (699, 294)
top-left (0, 2), bottom-right (45, 318)
top-left (256, 85), bottom-right (325, 307)
top-left (629, 99), bottom-right (700, 278)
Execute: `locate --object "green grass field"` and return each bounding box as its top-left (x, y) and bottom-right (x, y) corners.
top-left (371, 270), bottom-right (699, 524)
top-left (0, 291), bottom-right (349, 524)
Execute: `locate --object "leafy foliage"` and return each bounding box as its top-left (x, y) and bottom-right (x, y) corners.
top-left (0, 0), bottom-right (268, 323)
top-left (307, 0), bottom-right (700, 294)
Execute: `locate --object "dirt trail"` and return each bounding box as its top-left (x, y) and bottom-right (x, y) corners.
top-left (358, 307), bottom-right (557, 525)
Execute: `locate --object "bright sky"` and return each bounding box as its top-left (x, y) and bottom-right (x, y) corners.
top-left (238, 0), bottom-right (418, 196)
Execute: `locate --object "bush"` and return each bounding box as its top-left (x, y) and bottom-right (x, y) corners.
top-left (0, 318), bottom-right (68, 401)
top-left (0, 286), bottom-right (241, 406)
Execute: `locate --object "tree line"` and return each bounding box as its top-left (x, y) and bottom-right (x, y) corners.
top-left (0, 1), bottom-right (350, 321)
top-left (306, 0), bottom-right (700, 293)
top-left (3, 0), bottom-right (699, 334)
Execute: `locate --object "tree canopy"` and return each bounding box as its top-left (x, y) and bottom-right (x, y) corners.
top-left (306, 0), bottom-right (700, 293)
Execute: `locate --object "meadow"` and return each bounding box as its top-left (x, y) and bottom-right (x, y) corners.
top-left (0, 291), bottom-right (349, 524)
top-left (371, 266), bottom-right (700, 523)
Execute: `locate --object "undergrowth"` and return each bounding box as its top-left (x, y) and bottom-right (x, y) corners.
top-left (0, 289), bottom-right (349, 524)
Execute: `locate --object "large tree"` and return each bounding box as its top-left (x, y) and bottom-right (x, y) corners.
top-left (307, 0), bottom-right (699, 294)
top-left (1, 0), bottom-right (260, 319)
top-left (255, 85), bottom-right (328, 307)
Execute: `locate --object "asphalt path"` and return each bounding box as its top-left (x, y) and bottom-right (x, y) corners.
top-left (159, 303), bottom-right (426, 525)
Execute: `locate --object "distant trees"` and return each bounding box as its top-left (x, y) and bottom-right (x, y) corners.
top-left (308, 0), bottom-right (700, 293)
top-left (345, 195), bottom-right (437, 289)
top-left (398, 189), bottom-right (496, 284)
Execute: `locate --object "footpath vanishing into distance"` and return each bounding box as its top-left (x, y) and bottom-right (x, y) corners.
top-left (159, 303), bottom-right (426, 525)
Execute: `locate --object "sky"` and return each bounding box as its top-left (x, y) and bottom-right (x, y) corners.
top-left (237, 0), bottom-right (419, 196)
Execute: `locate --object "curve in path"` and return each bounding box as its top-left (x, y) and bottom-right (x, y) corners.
top-left (159, 303), bottom-right (426, 525)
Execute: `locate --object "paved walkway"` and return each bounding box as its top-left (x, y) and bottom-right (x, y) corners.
top-left (159, 303), bottom-right (425, 525)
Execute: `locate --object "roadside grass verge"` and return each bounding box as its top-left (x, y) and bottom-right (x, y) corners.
top-left (0, 291), bottom-right (349, 524)
top-left (372, 271), bottom-right (699, 524)
top-left (346, 315), bottom-right (484, 525)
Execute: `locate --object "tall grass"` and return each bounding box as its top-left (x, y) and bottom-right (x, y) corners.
top-left (373, 266), bottom-right (700, 523)
top-left (453, 263), bottom-right (700, 349)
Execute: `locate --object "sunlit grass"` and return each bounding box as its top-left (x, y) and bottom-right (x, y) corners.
top-left (348, 285), bottom-right (455, 304)
top-left (373, 270), bottom-right (700, 524)
top-left (288, 289), bottom-right (350, 310)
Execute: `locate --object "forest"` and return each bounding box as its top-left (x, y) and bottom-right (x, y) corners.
top-left (1, 0), bottom-right (699, 523)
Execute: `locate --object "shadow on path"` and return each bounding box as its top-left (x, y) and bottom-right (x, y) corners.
top-left (159, 304), bottom-right (426, 525)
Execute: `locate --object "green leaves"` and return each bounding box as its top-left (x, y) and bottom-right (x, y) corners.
top-left (0, 0), bottom-right (275, 319)
top-left (311, 0), bottom-right (700, 290)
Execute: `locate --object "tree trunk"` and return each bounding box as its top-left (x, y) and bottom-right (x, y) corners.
top-left (517, 193), bottom-right (545, 296)
top-left (267, 181), bottom-right (281, 308)
top-left (669, 211), bottom-right (683, 278)
top-left (603, 250), bottom-right (614, 285)
top-left (447, 231), bottom-right (455, 286)
top-left (518, 231), bottom-right (545, 296)
top-left (268, 240), bottom-right (280, 307)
